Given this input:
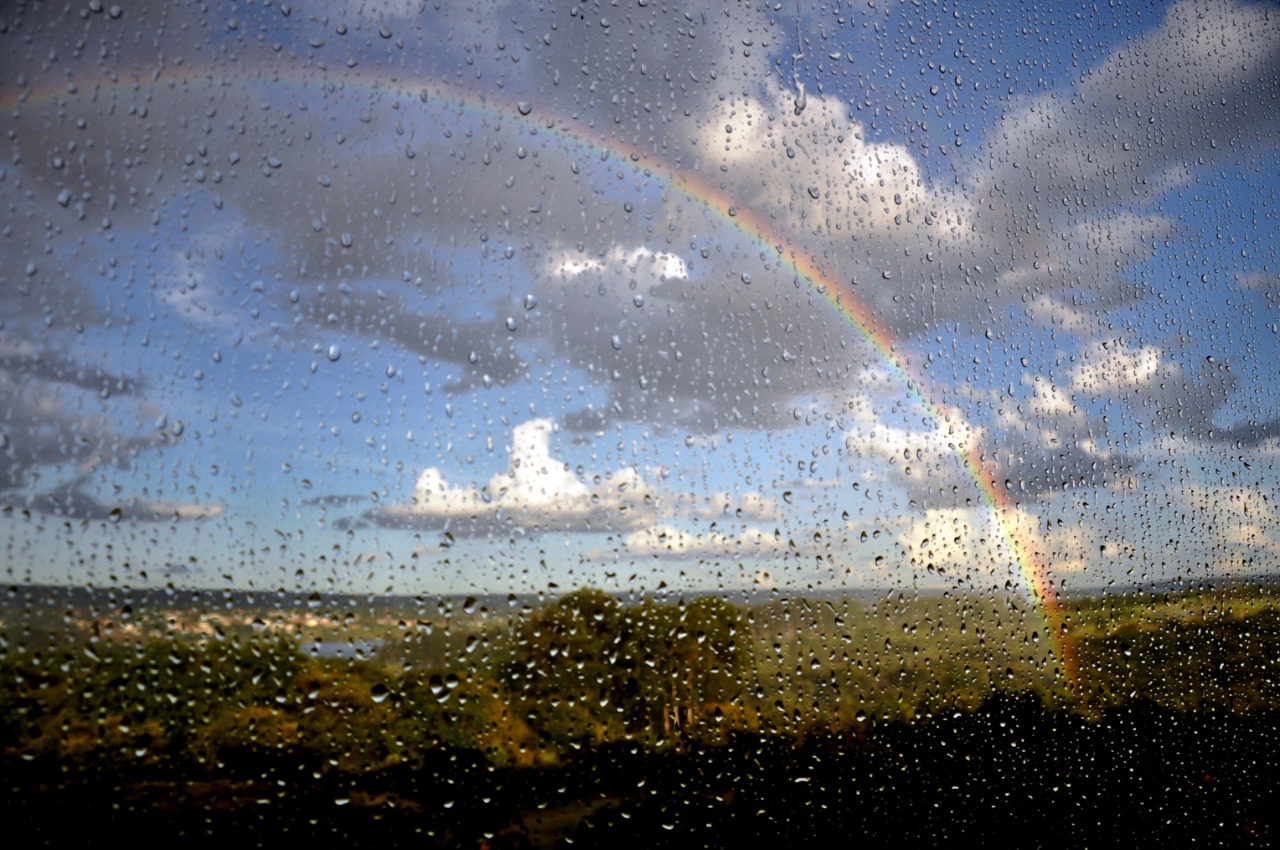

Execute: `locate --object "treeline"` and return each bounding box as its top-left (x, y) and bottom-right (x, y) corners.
top-left (4, 587), bottom-right (1280, 773)
top-left (0, 589), bottom-right (749, 770)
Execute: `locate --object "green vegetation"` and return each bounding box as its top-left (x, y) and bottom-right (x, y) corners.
top-left (4, 584), bottom-right (1280, 846)
top-left (4, 584), bottom-right (1280, 772)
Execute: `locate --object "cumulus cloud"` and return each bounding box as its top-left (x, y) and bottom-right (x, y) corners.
top-left (839, 393), bottom-right (983, 508)
top-left (355, 419), bottom-right (656, 536)
top-left (1070, 339), bottom-right (1239, 440)
top-left (1071, 343), bottom-right (1164, 396)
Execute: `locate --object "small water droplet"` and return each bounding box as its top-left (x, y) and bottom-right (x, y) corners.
top-left (517, 101), bottom-right (532, 116)
top-left (327, 345), bottom-right (341, 362)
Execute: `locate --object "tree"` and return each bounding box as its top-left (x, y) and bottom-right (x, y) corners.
top-left (506, 590), bottom-right (745, 748)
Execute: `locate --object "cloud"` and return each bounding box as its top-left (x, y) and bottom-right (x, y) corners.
top-left (9, 479), bottom-right (222, 523)
top-left (4, 0), bottom-right (1275, 555)
top-left (0, 343), bottom-right (178, 492)
top-left (1071, 342), bottom-right (1163, 396)
top-left (620, 523), bottom-right (789, 560)
top-left (355, 419), bottom-right (656, 536)
top-left (1069, 339), bottom-right (1239, 441)
top-left (974, 0), bottom-right (1280, 317)
top-left (840, 394), bottom-right (985, 507)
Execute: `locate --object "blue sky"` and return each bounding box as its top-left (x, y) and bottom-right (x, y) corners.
top-left (1, 0), bottom-right (1277, 598)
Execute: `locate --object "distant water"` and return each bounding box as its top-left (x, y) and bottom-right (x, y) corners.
top-left (300, 639), bottom-right (385, 659)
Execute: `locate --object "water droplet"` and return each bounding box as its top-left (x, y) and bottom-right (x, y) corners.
top-left (611, 334), bottom-right (622, 350)
top-left (523, 293), bottom-right (538, 310)
top-left (327, 345), bottom-right (341, 362)
top-left (517, 101), bottom-right (532, 116)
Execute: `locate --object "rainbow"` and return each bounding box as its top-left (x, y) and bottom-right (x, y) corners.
top-left (3, 64), bottom-right (1077, 690)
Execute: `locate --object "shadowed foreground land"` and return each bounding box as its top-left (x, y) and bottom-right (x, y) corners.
top-left (3, 584), bottom-right (1280, 847)
top-left (5, 700), bottom-right (1278, 848)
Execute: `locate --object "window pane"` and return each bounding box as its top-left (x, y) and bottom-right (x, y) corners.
top-left (3, 1), bottom-right (1278, 845)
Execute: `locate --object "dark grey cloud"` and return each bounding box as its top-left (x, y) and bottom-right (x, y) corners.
top-left (288, 285), bottom-right (529, 390)
top-left (298, 493), bottom-right (370, 508)
top-left (339, 503), bottom-right (646, 538)
top-left (9, 478), bottom-right (220, 522)
top-left (0, 349), bottom-right (174, 492)
top-left (0, 352), bottom-right (142, 396)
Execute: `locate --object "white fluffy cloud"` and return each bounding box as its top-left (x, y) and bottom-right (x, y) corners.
top-left (1071, 342), bottom-right (1164, 397)
top-left (840, 393), bottom-right (984, 507)
top-left (360, 419), bottom-right (655, 536)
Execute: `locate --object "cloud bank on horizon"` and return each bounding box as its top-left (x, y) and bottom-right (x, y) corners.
top-left (0, 0), bottom-right (1277, 592)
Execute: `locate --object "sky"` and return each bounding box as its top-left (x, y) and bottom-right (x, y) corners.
top-left (0, 0), bottom-right (1278, 601)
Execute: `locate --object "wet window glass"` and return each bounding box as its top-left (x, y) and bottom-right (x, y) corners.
top-left (3, 1), bottom-right (1279, 845)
